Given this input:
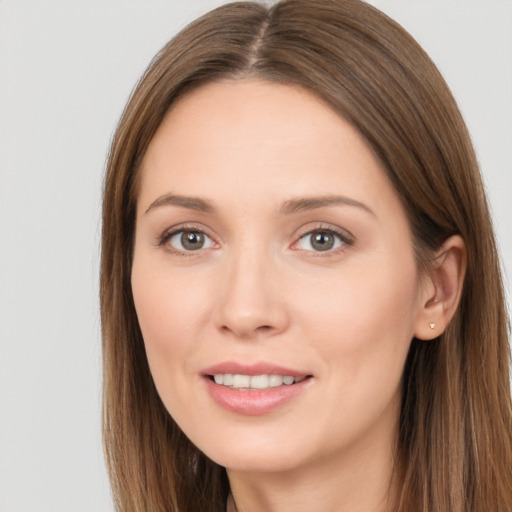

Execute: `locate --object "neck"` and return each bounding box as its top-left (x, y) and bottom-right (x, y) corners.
top-left (226, 429), bottom-right (398, 512)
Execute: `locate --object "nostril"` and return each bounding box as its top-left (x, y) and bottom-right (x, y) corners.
top-left (220, 323), bottom-right (274, 337)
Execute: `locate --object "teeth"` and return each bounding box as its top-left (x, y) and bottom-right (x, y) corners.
top-left (269, 375), bottom-right (283, 387)
top-left (233, 374), bottom-right (250, 388)
top-left (250, 374), bottom-right (269, 389)
top-left (211, 374), bottom-right (305, 390)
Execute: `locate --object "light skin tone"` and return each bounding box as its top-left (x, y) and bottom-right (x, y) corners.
top-left (131, 79), bottom-right (466, 512)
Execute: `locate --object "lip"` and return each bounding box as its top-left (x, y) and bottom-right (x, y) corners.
top-left (202, 361), bottom-right (313, 415)
top-left (202, 361), bottom-right (309, 378)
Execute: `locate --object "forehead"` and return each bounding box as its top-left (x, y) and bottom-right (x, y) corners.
top-left (137, 79), bottom-right (400, 219)
top-left (143, 79), bottom-right (356, 167)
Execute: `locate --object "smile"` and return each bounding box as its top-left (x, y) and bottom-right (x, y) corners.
top-left (203, 366), bottom-right (313, 415)
top-left (210, 373), bottom-right (306, 390)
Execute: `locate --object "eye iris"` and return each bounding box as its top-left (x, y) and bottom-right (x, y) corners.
top-left (181, 231), bottom-right (205, 250)
top-left (311, 231), bottom-right (335, 251)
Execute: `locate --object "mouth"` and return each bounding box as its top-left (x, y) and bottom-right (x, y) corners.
top-left (202, 362), bottom-right (313, 415)
top-left (207, 373), bottom-right (310, 390)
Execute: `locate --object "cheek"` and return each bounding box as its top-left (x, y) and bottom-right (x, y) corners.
top-left (130, 253), bottom-right (213, 389)
top-left (289, 259), bottom-right (419, 447)
top-left (297, 255), bottom-right (419, 384)
top-left (131, 263), bottom-right (217, 437)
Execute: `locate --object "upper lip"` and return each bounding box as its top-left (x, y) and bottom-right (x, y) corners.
top-left (202, 361), bottom-right (310, 378)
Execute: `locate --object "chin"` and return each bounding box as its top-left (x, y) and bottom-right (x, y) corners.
top-left (193, 427), bottom-right (316, 474)
top-left (211, 448), bottom-right (303, 474)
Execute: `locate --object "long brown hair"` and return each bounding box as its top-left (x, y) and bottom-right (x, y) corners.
top-left (100, 1), bottom-right (512, 510)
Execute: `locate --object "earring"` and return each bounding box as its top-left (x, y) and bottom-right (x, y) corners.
top-left (429, 323), bottom-right (436, 329)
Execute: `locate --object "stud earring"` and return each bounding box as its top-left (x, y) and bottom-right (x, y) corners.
top-left (429, 323), bottom-right (436, 329)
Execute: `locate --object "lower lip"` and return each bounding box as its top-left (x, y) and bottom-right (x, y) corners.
top-left (204, 377), bottom-right (311, 415)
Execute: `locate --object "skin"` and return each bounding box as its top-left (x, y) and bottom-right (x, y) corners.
top-left (131, 79), bottom-right (464, 512)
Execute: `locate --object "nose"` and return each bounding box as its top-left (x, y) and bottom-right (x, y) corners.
top-left (214, 246), bottom-right (289, 340)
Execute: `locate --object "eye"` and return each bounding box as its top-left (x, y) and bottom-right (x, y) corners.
top-left (296, 229), bottom-right (346, 252)
top-left (166, 230), bottom-right (214, 252)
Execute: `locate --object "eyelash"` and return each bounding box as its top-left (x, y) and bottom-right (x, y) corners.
top-left (157, 224), bottom-right (354, 257)
top-left (158, 224), bottom-right (215, 256)
top-left (293, 225), bottom-right (354, 256)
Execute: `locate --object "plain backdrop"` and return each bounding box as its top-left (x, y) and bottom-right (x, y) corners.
top-left (0, 1), bottom-right (511, 511)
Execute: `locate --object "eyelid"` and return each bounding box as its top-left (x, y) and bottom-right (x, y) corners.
top-left (157, 223), bottom-right (218, 255)
top-left (291, 224), bottom-right (355, 253)
top-left (154, 221), bottom-right (354, 256)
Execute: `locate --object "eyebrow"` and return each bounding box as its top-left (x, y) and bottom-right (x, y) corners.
top-left (144, 193), bottom-right (215, 214)
top-left (280, 195), bottom-right (376, 217)
top-left (144, 193), bottom-right (375, 217)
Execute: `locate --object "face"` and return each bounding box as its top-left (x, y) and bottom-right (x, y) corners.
top-left (131, 79), bottom-right (427, 474)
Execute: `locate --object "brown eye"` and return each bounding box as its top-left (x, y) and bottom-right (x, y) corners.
top-left (167, 230), bottom-right (213, 252)
top-left (297, 230), bottom-right (344, 252)
top-left (181, 231), bottom-right (205, 250)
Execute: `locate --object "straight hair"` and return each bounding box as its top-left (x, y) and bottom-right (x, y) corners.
top-left (101, 1), bottom-right (512, 510)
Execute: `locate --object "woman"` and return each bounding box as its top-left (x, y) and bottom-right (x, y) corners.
top-left (100, 1), bottom-right (512, 511)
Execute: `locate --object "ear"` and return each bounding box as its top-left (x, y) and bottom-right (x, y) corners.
top-left (414, 235), bottom-right (467, 340)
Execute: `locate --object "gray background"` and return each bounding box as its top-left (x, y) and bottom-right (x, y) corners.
top-left (0, 1), bottom-right (510, 511)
